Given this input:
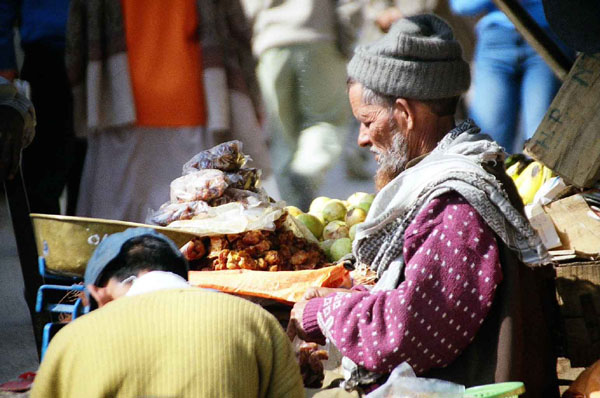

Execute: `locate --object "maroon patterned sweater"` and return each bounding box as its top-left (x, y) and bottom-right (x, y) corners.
top-left (302, 192), bottom-right (503, 375)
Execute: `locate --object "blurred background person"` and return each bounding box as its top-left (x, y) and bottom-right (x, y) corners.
top-left (0, 0), bottom-right (84, 215)
top-left (66, 0), bottom-right (269, 223)
top-left (242, 0), bottom-right (357, 210)
top-left (450, 0), bottom-right (572, 153)
top-left (0, 76), bottom-right (35, 182)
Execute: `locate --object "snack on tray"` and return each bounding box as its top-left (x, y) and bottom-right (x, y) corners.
top-left (170, 170), bottom-right (228, 203)
top-left (184, 213), bottom-right (329, 272)
top-left (182, 140), bottom-right (248, 174)
top-left (149, 200), bottom-right (211, 227)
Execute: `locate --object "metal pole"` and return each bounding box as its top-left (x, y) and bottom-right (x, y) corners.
top-left (4, 168), bottom-right (44, 357)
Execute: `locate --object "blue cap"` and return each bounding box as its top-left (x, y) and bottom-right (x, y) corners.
top-left (84, 228), bottom-right (186, 287)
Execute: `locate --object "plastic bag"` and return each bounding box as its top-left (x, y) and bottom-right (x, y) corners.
top-left (147, 200), bottom-right (211, 226)
top-left (209, 187), bottom-right (269, 207)
top-left (224, 168), bottom-right (261, 191)
top-left (170, 169), bottom-right (228, 203)
top-left (182, 140), bottom-right (249, 174)
top-left (366, 363), bottom-right (465, 398)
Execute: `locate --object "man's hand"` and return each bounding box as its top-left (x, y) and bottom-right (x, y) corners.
top-left (287, 300), bottom-right (326, 345)
top-left (302, 287), bottom-right (352, 301)
top-left (0, 105), bottom-right (25, 180)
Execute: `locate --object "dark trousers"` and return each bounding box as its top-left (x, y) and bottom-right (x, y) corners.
top-left (20, 43), bottom-right (85, 215)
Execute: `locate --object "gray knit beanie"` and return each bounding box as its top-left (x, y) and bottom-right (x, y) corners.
top-left (347, 14), bottom-right (470, 100)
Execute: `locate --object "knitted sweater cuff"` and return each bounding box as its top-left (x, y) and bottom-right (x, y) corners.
top-left (302, 298), bottom-right (325, 341)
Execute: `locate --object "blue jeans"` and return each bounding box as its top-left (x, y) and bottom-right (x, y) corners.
top-left (469, 25), bottom-right (562, 153)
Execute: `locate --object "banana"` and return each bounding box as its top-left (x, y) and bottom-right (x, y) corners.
top-left (514, 161), bottom-right (546, 205)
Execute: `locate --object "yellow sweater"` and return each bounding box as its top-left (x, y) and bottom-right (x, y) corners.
top-left (31, 289), bottom-right (304, 398)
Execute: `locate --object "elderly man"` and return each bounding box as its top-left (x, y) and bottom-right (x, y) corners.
top-left (32, 228), bottom-right (304, 398)
top-left (288, 14), bottom-right (558, 397)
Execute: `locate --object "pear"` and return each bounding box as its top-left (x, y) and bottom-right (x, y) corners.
top-left (285, 206), bottom-right (303, 217)
top-left (330, 238), bottom-right (352, 262)
top-left (349, 223), bottom-right (362, 241)
top-left (309, 196), bottom-right (331, 215)
top-left (347, 192), bottom-right (374, 208)
top-left (296, 213), bottom-right (324, 240)
top-left (322, 200), bottom-right (347, 223)
top-left (319, 239), bottom-right (336, 259)
top-left (322, 220), bottom-right (349, 240)
top-left (345, 207), bottom-right (367, 228)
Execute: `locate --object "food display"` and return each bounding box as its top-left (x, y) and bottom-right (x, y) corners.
top-left (150, 140), bottom-right (330, 272)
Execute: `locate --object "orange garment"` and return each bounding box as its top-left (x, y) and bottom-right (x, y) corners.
top-left (121, 0), bottom-right (206, 127)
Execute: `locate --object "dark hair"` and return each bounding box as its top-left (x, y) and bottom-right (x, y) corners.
top-left (97, 236), bottom-right (189, 287)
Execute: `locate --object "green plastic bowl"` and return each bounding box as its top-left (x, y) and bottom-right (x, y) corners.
top-left (464, 382), bottom-right (525, 398)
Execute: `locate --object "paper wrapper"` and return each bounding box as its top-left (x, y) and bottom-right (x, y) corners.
top-left (189, 264), bottom-right (351, 304)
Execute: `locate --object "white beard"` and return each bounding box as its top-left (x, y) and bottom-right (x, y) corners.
top-left (374, 129), bottom-right (409, 191)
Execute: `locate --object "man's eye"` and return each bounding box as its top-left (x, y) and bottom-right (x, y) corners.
top-left (363, 121), bottom-right (371, 129)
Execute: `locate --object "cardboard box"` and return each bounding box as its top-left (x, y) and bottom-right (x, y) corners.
top-left (544, 194), bottom-right (600, 258)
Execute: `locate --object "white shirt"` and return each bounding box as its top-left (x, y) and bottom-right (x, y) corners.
top-left (125, 271), bottom-right (190, 297)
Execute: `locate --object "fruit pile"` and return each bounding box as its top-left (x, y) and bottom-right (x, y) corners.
top-left (287, 192), bottom-right (374, 262)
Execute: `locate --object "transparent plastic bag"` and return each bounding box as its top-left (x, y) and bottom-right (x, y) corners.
top-left (224, 168), bottom-right (261, 191)
top-left (182, 140), bottom-right (250, 174)
top-left (170, 169), bottom-right (228, 203)
top-left (366, 362), bottom-right (465, 398)
top-left (147, 200), bottom-right (211, 226)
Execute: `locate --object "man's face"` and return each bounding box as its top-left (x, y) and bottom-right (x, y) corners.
top-left (349, 84), bottom-right (409, 190)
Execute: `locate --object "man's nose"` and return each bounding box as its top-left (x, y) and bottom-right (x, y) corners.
top-left (357, 126), bottom-right (370, 147)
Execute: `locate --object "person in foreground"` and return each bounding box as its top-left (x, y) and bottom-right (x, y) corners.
top-left (287, 14), bottom-right (559, 397)
top-left (31, 228), bottom-right (304, 398)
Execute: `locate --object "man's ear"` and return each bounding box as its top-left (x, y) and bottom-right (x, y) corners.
top-left (394, 98), bottom-right (415, 131)
top-left (86, 284), bottom-right (111, 308)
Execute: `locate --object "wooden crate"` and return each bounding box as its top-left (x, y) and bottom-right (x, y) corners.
top-left (555, 261), bottom-right (600, 367)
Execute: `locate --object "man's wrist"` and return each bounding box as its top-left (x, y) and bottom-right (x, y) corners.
top-left (302, 297), bottom-right (325, 342)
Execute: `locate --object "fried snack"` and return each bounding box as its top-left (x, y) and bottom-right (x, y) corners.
top-left (182, 140), bottom-right (248, 174)
top-left (170, 170), bottom-right (228, 203)
top-left (297, 342), bottom-right (329, 388)
top-left (181, 238), bottom-right (206, 261)
top-left (226, 250), bottom-right (257, 270)
top-left (197, 214), bottom-right (329, 271)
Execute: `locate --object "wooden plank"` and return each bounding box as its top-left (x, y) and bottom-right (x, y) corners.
top-left (491, 0), bottom-right (573, 80)
top-left (545, 195), bottom-right (600, 257)
top-left (525, 53), bottom-right (600, 188)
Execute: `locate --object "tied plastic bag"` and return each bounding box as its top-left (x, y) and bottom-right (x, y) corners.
top-left (366, 363), bottom-right (465, 398)
top-left (183, 140), bottom-right (249, 174)
top-left (148, 200), bottom-right (211, 226)
top-left (170, 169), bottom-right (228, 203)
top-left (224, 168), bottom-right (261, 191)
